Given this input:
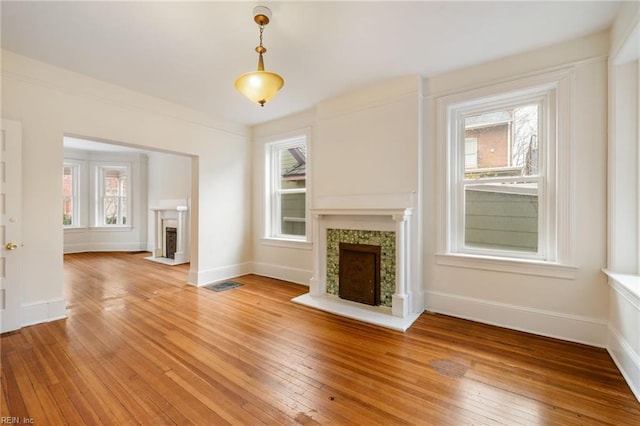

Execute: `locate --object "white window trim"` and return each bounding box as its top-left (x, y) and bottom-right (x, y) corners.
top-left (452, 93), bottom-right (550, 261)
top-left (93, 161), bottom-right (132, 229)
top-left (259, 237), bottom-right (313, 250)
top-left (263, 129), bottom-right (311, 245)
top-left (63, 161), bottom-right (81, 228)
top-left (436, 68), bottom-right (575, 279)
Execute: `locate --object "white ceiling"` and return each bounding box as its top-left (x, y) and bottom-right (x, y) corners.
top-left (1, 1), bottom-right (621, 127)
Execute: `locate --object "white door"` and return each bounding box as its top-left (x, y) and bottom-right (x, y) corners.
top-left (1, 119), bottom-right (22, 333)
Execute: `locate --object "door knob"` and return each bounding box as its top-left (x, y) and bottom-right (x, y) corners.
top-left (5, 242), bottom-right (18, 250)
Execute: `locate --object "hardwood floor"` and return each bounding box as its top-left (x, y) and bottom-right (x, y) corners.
top-left (1, 252), bottom-right (638, 425)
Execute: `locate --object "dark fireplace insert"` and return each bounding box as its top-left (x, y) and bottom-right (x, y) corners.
top-left (338, 242), bottom-right (381, 306)
top-left (166, 227), bottom-right (177, 259)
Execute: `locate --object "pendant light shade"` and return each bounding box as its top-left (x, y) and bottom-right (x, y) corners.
top-left (235, 6), bottom-right (284, 107)
top-left (234, 70), bottom-right (284, 107)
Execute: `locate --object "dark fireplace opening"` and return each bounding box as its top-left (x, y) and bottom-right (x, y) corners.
top-left (166, 227), bottom-right (177, 259)
top-left (338, 242), bottom-right (381, 306)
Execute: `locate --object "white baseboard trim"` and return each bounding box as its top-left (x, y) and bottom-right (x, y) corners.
top-left (189, 262), bottom-right (253, 286)
top-left (251, 262), bottom-right (312, 286)
top-left (64, 242), bottom-right (147, 254)
top-left (607, 326), bottom-right (640, 402)
top-left (21, 297), bottom-right (67, 327)
top-left (425, 290), bottom-right (608, 347)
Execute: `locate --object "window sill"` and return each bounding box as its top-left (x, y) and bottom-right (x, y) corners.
top-left (260, 238), bottom-right (312, 250)
top-left (602, 269), bottom-right (640, 309)
top-left (90, 226), bottom-right (133, 232)
top-left (435, 253), bottom-right (577, 279)
top-left (63, 226), bottom-right (88, 233)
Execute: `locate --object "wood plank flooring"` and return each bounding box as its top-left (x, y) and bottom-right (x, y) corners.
top-left (1, 252), bottom-right (638, 425)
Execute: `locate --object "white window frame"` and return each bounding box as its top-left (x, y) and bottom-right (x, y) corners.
top-left (94, 162), bottom-right (131, 228)
top-left (453, 95), bottom-right (550, 260)
top-left (264, 132), bottom-right (310, 244)
top-left (436, 69), bottom-right (576, 279)
top-left (63, 161), bottom-right (81, 228)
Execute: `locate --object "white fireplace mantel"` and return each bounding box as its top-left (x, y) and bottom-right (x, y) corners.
top-left (292, 202), bottom-right (420, 331)
top-left (309, 207), bottom-right (412, 217)
top-left (147, 203), bottom-right (189, 266)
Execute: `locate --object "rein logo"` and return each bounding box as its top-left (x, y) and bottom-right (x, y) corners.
top-left (1, 418), bottom-right (34, 424)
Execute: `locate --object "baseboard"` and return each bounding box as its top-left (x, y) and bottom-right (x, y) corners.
top-left (607, 326), bottom-right (640, 402)
top-left (21, 297), bottom-right (67, 327)
top-left (189, 262), bottom-right (253, 286)
top-left (251, 262), bottom-right (312, 286)
top-left (425, 290), bottom-right (608, 347)
top-left (64, 242), bottom-right (147, 254)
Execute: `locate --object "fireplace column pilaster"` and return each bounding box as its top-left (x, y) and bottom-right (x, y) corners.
top-left (392, 210), bottom-right (411, 317)
top-left (309, 213), bottom-right (325, 296)
top-left (152, 209), bottom-right (163, 258)
top-left (174, 206), bottom-right (188, 263)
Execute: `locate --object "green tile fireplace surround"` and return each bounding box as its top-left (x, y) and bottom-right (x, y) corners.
top-left (294, 203), bottom-right (418, 331)
top-left (326, 228), bottom-right (396, 307)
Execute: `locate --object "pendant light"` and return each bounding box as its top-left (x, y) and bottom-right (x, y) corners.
top-left (234, 6), bottom-right (284, 107)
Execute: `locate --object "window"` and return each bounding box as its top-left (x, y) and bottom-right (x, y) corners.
top-left (96, 164), bottom-right (130, 226)
top-left (62, 163), bottom-right (79, 227)
top-left (438, 70), bottom-right (573, 272)
top-left (460, 102), bottom-right (543, 256)
top-left (266, 135), bottom-right (308, 240)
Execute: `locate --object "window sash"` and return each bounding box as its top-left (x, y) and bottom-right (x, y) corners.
top-left (63, 163), bottom-right (80, 227)
top-left (102, 196), bottom-right (127, 225)
top-left (96, 164), bottom-right (131, 227)
top-left (459, 176), bottom-right (543, 258)
top-left (450, 92), bottom-right (551, 261)
top-left (267, 137), bottom-right (308, 240)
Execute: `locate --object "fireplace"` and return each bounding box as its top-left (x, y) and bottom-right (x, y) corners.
top-left (327, 228), bottom-right (395, 306)
top-left (165, 227), bottom-right (177, 259)
top-left (291, 192), bottom-right (421, 331)
top-left (339, 243), bottom-right (381, 306)
top-left (147, 200), bottom-right (189, 266)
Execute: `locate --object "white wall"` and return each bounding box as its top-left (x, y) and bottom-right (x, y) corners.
top-left (1, 50), bottom-right (251, 326)
top-left (147, 151), bottom-right (192, 251)
top-left (423, 31), bottom-right (610, 347)
top-left (63, 148), bottom-right (149, 253)
top-left (314, 76), bottom-right (421, 199)
top-left (606, 1), bottom-right (640, 402)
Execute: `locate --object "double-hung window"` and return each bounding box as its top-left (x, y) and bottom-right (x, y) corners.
top-left (438, 70), bottom-right (573, 275)
top-left (96, 164), bottom-right (130, 226)
top-left (455, 98), bottom-right (547, 258)
top-left (266, 135), bottom-right (308, 240)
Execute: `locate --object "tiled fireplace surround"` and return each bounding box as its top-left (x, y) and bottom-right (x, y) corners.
top-left (292, 193), bottom-right (421, 331)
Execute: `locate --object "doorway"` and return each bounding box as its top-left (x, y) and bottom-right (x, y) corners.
top-left (62, 136), bottom-right (196, 275)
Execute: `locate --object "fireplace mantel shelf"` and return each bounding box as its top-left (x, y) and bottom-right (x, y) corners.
top-left (310, 207), bottom-right (412, 217)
